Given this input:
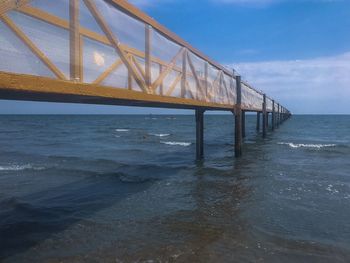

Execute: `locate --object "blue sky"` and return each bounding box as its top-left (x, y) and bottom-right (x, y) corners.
top-left (1, 0), bottom-right (349, 114)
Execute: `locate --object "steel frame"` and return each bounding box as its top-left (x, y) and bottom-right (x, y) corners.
top-left (0, 0), bottom-right (288, 114)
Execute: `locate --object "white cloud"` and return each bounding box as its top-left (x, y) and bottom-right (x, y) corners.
top-left (228, 52), bottom-right (350, 114)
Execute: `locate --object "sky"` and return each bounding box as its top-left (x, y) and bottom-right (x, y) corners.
top-left (1, 0), bottom-right (349, 114)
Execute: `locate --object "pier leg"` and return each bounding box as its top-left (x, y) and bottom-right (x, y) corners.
top-left (256, 112), bottom-right (260, 132)
top-left (235, 110), bottom-right (242, 157)
top-left (242, 110), bottom-right (246, 138)
top-left (263, 94), bottom-right (267, 138)
top-left (281, 108), bottom-right (284, 123)
top-left (277, 104), bottom-right (280, 127)
top-left (235, 76), bottom-right (242, 157)
top-left (280, 108), bottom-right (283, 123)
top-left (266, 112), bottom-right (269, 129)
top-left (272, 101), bottom-right (275, 131)
top-left (196, 109), bottom-right (204, 160)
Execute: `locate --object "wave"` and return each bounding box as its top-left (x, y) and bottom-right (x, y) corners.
top-left (0, 164), bottom-right (45, 171)
top-left (115, 129), bottom-right (129, 132)
top-left (148, 133), bottom-right (171, 138)
top-left (278, 142), bottom-right (337, 149)
top-left (161, 141), bottom-right (192, 147)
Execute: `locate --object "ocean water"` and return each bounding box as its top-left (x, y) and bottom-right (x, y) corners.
top-left (0, 114), bottom-right (349, 263)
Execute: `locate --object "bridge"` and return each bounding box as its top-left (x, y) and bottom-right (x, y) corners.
top-left (0, 0), bottom-right (291, 159)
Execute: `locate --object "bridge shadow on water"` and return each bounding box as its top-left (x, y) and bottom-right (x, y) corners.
top-left (0, 159), bottom-right (255, 262)
top-left (0, 166), bottom-right (157, 261)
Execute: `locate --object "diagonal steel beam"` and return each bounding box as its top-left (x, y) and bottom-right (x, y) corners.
top-left (83, 0), bottom-right (147, 93)
top-left (186, 52), bottom-right (206, 101)
top-left (221, 72), bottom-right (231, 104)
top-left (165, 73), bottom-right (182, 96)
top-left (151, 48), bottom-right (185, 91)
top-left (93, 58), bottom-right (123, 85)
top-left (209, 70), bottom-right (221, 102)
top-left (0, 15), bottom-right (66, 80)
top-left (130, 55), bottom-right (146, 80)
top-left (185, 81), bottom-right (195, 99)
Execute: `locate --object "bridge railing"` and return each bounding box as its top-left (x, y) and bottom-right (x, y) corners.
top-left (241, 82), bottom-right (264, 111)
top-left (266, 97), bottom-right (274, 112)
top-left (0, 0), bottom-right (283, 111)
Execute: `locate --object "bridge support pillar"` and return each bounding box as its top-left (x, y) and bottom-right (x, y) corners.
top-left (263, 94), bottom-right (267, 138)
top-left (277, 104), bottom-right (280, 128)
top-left (280, 108), bottom-right (283, 124)
top-left (266, 112), bottom-right (269, 129)
top-left (256, 112), bottom-right (260, 132)
top-left (242, 110), bottom-right (246, 138)
top-left (195, 109), bottom-right (204, 160)
top-left (234, 75), bottom-right (243, 157)
top-left (272, 100), bottom-right (275, 131)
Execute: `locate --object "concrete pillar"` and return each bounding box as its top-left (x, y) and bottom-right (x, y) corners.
top-left (266, 112), bottom-right (269, 128)
top-left (242, 110), bottom-right (246, 138)
top-left (235, 76), bottom-right (242, 157)
top-left (256, 112), bottom-right (260, 132)
top-left (263, 94), bottom-right (267, 138)
top-left (195, 109), bottom-right (204, 160)
top-left (277, 104), bottom-right (280, 127)
top-left (272, 100), bottom-right (275, 131)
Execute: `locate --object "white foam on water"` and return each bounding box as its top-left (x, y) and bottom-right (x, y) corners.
top-left (115, 129), bottom-right (129, 132)
top-left (0, 164), bottom-right (42, 171)
top-left (326, 184), bottom-right (339, 194)
top-left (161, 141), bottom-right (191, 147)
top-left (278, 142), bottom-right (336, 149)
top-left (149, 133), bottom-right (171, 138)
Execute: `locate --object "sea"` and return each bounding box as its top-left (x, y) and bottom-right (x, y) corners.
top-left (0, 114), bottom-right (349, 263)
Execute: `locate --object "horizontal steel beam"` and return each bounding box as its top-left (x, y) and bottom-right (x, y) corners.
top-left (0, 72), bottom-right (235, 111)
